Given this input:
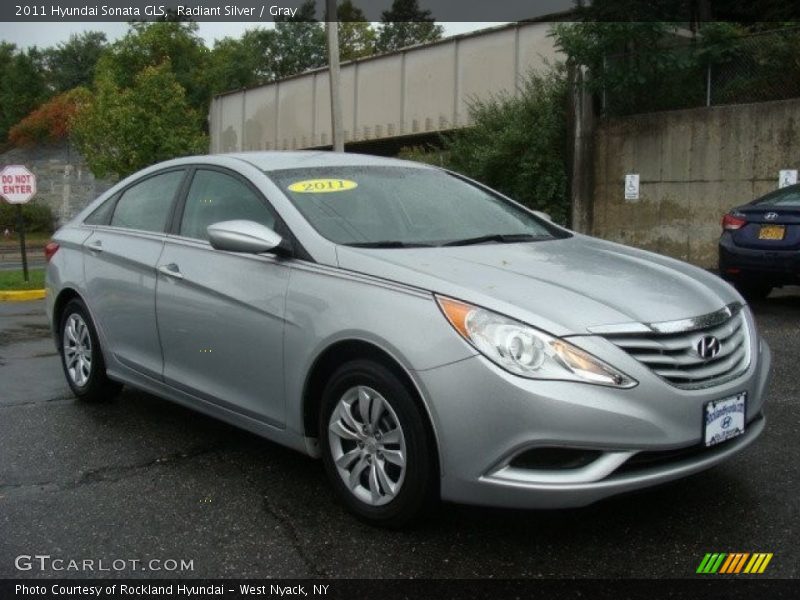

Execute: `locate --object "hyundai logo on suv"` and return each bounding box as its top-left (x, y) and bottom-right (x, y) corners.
top-left (764, 212), bottom-right (779, 220)
top-left (697, 335), bottom-right (722, 360)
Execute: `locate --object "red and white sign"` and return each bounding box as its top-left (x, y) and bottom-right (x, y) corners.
top-left (0, 165), bottom-right (37, 204)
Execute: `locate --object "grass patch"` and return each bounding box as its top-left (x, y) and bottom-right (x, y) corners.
top-left (0, 269), bottom-right (45, 290)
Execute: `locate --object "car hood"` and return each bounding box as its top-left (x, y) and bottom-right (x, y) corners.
top-left (336, 235), bottom-right (741, 336)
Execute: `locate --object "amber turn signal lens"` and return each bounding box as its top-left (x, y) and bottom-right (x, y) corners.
top-left (437, 296), bottom-right (475, 339)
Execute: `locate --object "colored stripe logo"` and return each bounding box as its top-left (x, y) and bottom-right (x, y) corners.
top-left (697, 553), bottom-right (773, 574)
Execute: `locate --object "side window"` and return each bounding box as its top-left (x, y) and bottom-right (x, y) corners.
top-left (180, 169), bottom-right (276, 241)
top-left (110, 170), bottom-right (184, 232)
top-left (84, 193), bottom-right (119, 225)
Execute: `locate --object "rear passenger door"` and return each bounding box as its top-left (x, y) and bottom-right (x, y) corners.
top-left (155, 167), bottom-right (291, 427)
top-left (82, 169), bottom-right (186, 379)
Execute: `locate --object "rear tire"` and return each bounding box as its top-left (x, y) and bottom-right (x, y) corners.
top-left (319, 359), bottom-right (438, 528)
top-left (735, 282), bottom-right (772, 302)
top-left (59, 298), bottom-right (122, 402)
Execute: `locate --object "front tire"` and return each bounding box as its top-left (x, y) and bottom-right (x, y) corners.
top-left (59, 298), bottom-right (122, 402)
top-left (319, 360), bottom-right (438, 528)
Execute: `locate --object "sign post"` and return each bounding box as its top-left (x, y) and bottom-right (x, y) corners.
top-left (0, 165), bottom-right (37, 282)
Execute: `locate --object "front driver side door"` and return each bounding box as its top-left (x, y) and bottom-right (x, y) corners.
top-left (154, 168), bottom-right (291, 427)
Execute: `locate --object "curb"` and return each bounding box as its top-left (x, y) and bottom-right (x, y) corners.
top-left (0, 289), bottom-right (46, 302)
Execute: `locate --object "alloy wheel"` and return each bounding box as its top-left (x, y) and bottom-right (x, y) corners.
top-left (63, 313), bottom-right (93, 387)
top-left (328, 385), bottom-right (407, 506)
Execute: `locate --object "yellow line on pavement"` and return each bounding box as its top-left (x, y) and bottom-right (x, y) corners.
top-left (0, 289), bottom-right (46, 301)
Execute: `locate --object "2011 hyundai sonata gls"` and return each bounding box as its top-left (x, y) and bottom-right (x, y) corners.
top-left (46, 152), bottom-right (771, 527)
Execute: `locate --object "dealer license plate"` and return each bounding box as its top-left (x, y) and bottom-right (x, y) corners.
top-left (758, 224), bottom-right (785, 240)
top-left (704, 393), bottom-right (746, 447)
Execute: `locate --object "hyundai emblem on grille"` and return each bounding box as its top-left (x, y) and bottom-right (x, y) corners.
top-left (697, 336), bottom-right (722, 360)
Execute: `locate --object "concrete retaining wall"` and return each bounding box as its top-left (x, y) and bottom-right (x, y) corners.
top-left (592, 98), bottom-right (800, 267)
top-left (0, 143), bottom-right (115, 226)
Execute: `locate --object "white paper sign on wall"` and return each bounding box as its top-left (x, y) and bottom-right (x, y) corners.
top-left (625, 174), bottom-right (640, 201)
top-left (779, 169), bottom-right (797, 188)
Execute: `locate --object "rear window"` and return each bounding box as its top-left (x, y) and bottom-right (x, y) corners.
top-left (754, 185), bottom-right (800, 207)
top-left (84, 193), bottom-right (118, 225)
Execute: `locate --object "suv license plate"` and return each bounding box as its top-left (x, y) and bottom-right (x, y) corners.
top-left (704, 393), bottom-right (746, 447)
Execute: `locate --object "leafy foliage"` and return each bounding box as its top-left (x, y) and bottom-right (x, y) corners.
top-left (401, 72), bottom-right (570, 224)
top-left (270, 1), bottom-right (327, 78)
top-left (552, 21), bottom-right (800, 115)
top-left (0, 201), bottom-right (55, 233)
top-left (377, 0), bottom-right (444, 52)
top-left (43, 32), bottom-right (108, 93)
top-left (338, 1), bottom-right (377, 61)
top-left (0, 44), bottom-right (49, 146)
top-left (95, 21), bottom-right (210, 113)
top-left (206, 30), bottom-right (272, 94)
top-left (8, 88), bottom-right (90, 147)
top-left (71, 62), bottom-right (207, 179)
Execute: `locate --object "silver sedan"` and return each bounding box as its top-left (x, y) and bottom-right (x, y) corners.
top-left (45, 152), bottom-right (771, 527)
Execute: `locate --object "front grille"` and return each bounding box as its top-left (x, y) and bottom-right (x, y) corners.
top-left (602, 308), bottom-right (751, 389)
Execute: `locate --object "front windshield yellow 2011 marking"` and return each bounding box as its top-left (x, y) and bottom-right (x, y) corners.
top-left (287, 179), bottom-right (358, 193)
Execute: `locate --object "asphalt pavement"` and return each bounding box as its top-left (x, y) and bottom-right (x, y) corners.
top-left (0, 292), bottom-right (797, 579)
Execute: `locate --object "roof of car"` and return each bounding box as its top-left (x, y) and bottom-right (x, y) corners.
top-left (223, 151), bottom-right (435, 172)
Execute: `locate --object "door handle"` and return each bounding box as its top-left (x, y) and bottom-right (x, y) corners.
top-left (158, 263), bottom-right (184, 280)
top-left (87, 240), bottom-right (103, 253)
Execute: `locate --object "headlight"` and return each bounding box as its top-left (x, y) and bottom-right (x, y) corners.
top-left (436, 296), bottom-right (637, 388)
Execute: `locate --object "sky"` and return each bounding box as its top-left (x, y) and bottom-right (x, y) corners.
top-left (0, 22), bottom-right (503, 49)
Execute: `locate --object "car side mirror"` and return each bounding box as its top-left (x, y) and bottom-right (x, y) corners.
top-left (207, 220), bottom-right (285, 255)
top-left (533, 210), bottom-right (552, 222)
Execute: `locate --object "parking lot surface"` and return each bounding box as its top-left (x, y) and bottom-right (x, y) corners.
top-left (1, 292), bottom-right (797, 579)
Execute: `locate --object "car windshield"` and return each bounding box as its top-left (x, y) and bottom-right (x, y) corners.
top-left (754, 184), bottom-right (800, 207)
top-left (267, 166), bottom-right (562, 247)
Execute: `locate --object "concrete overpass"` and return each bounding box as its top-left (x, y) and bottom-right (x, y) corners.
top-left (208, 21), bottom-right (564, 154)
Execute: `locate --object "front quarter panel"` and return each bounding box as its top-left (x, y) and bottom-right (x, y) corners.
top-left (282, 262), bottom-right (477, 436)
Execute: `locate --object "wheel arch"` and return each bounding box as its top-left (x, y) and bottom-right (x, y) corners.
top-left (301, 338), bottom-right (441, 474)
top-left (52, 287), bottom-right (83, 341)
top-left (51, 287), bottom-right (113, 366)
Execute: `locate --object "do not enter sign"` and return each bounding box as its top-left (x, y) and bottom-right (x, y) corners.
top-left (1, 165), bottom-right (37, 204)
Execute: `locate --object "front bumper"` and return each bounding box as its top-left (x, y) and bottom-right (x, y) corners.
top-left (414, 334), bottom-right (771, 509)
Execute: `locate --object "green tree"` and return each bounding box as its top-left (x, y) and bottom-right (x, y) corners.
top-left (401, 72), bottom-right (570, 224)
top-left (0, 44), bottom-right (49, 144)
top-left (377, 0), bottom-right (443, 53)
top-left (207, 30), bottom-right (273, 95)
top-left (96, 21), bottom-right (210, 112)
top-left (72, 61), bottom-right (207, 179)
top-left (44, 31), bottom-right (108, 93)
top-left (337, 0), bottom-right (376, 61)
top-left (271, 0), bottom-right (326, 78)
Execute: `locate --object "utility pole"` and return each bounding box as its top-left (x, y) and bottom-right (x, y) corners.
top-left (326, 0), bottom-right (344, 152)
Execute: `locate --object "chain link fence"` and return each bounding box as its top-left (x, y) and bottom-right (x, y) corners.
top-left (600, 27), bottom-right (800, 116)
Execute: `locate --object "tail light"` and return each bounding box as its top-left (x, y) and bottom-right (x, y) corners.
top-left (722, 213), bottom-right (747, 231)
top-left (44, 241), bottom-right (60, 262)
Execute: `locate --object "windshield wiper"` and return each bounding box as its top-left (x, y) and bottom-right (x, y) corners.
top-left (441, 233), bottom-right (549, 247)
top-left (345, 241), bottom-right (435, 248)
